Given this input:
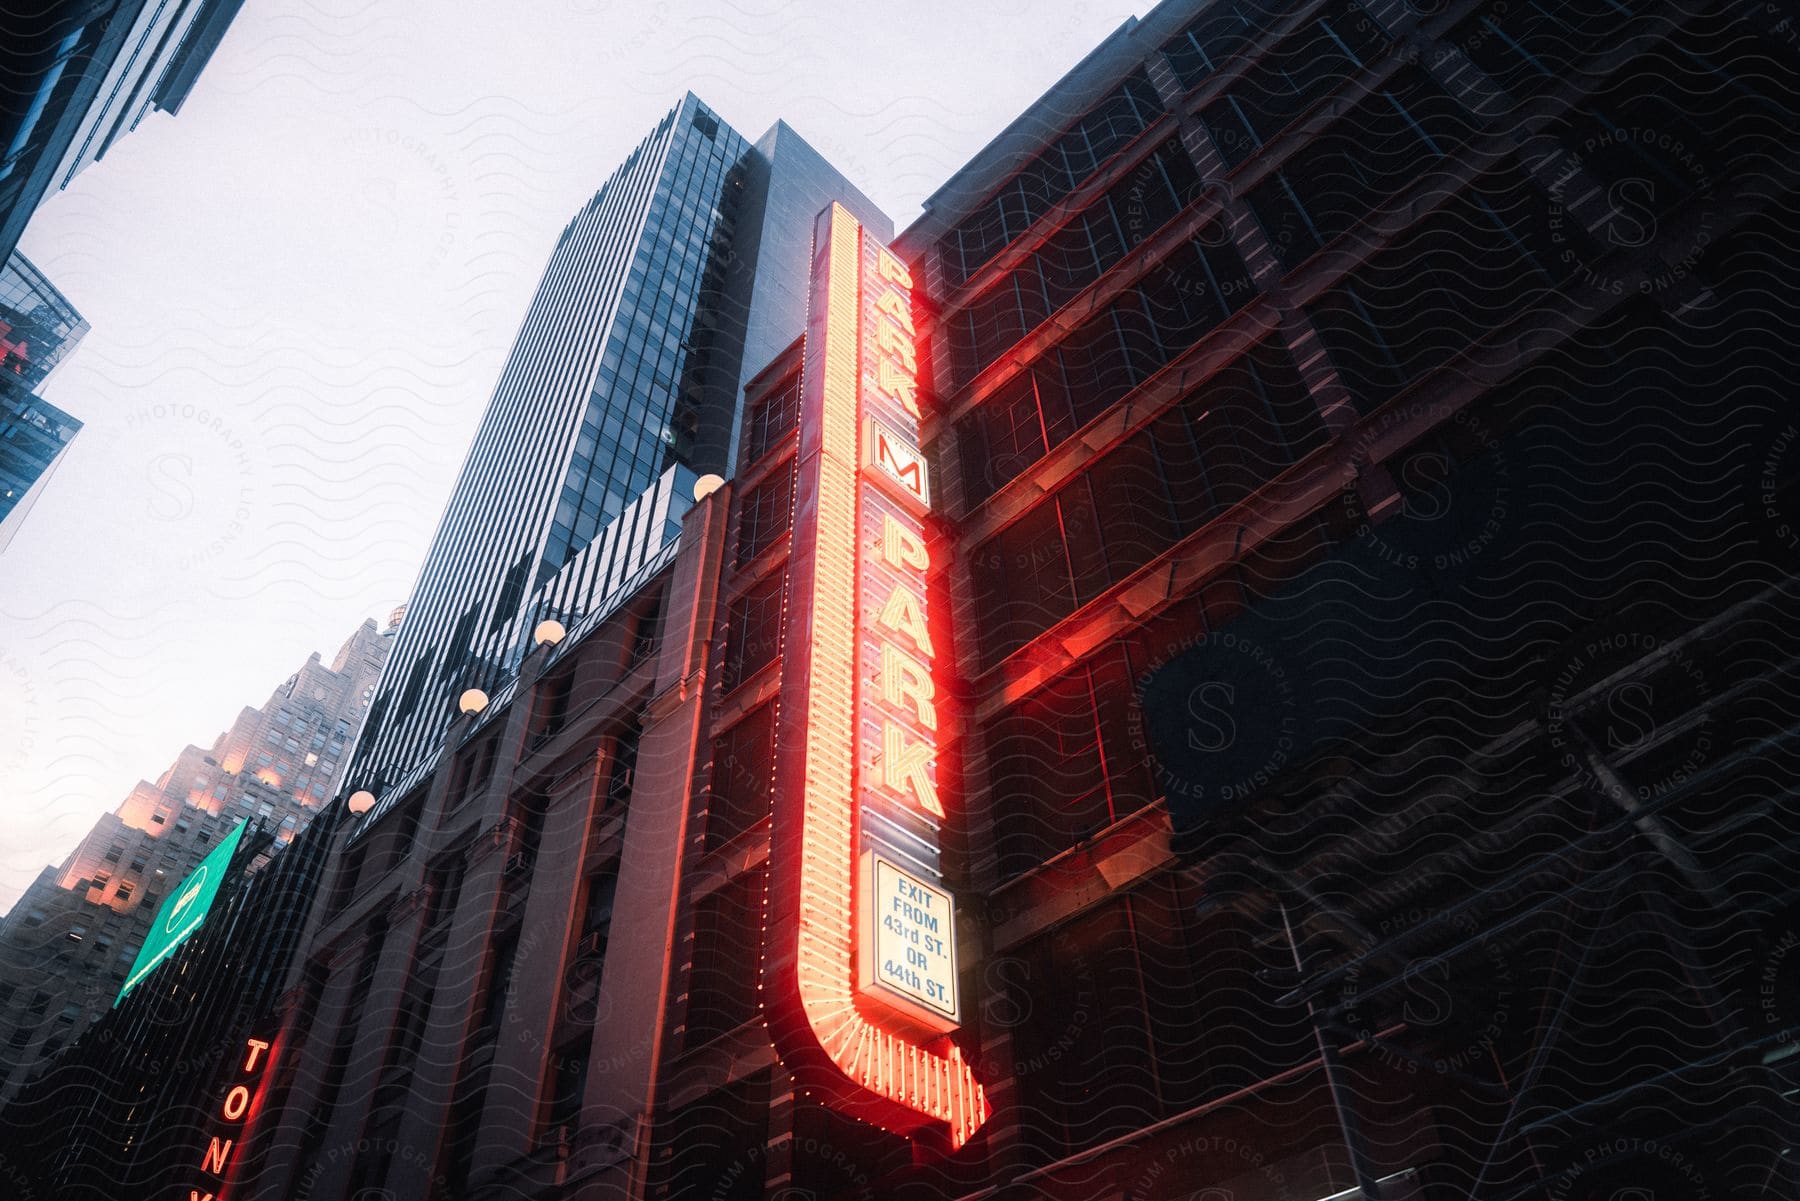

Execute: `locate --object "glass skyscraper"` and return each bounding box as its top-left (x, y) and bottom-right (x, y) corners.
top-left (1, 0), bottom-right (248, 261)
top-left (0, 252), bottom-right (87, 387)
top-left (345, 93), bottom-right (887, 803)
top-left (0, 251), bottom-right (87, 550)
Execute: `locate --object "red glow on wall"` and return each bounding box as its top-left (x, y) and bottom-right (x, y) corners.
top-left (765, 202), bottom-right (988, 1149)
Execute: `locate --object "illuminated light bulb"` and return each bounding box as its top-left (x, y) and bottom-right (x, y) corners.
top-left (693, 473), bottom-right (725, 502)
top-left (533, 619), bottom-right (566, 647)
top-left (458, 688), bottom-right (489, 715)
top-left (346, 791), bottom-right (376, 815)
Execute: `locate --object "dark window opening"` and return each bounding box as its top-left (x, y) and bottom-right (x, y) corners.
top-left (531, 664), bottom-right (576, 746)
top-left (629, 587), bottom-right (665, 669)
top-left (1199, 0), bottom-right (1390, 170)
top-left (1308, 159), bottom-right (1579, 414)
top-left (449, 732), bottom-right (499, 810)
top-left (744, 373), bottom-right (800, 465)
top-left (735, 466), bottom-right (793, 565)
top-left (329, 841), bottom-right (367, 915)
top-left (958, 228), bottom-right (1251, 505)
top-left (1160, 0), bottom-right (1287, 91)
top-left (721, 571), bottom-right (784, 691)
top-left (971, 336), bottom-right (1310, 664)
top-left (383, 791), bottom-right (424, 871)
top-left (651, 1072), bottom-right (769, 1201)
top-left (945, 137), bottom-right (1205, 389)
top-left (605, 722), bottom-right (641, 811)
top-left (938, 70), bottom-right (1165, 286)
top-left (705, 703), bottom-right (775, 850)
top-left (476, 931), bottom-right (519, 1039)
top-left (541, 1033), bottom-right (593, 1145)
top-left (683, 866), bottom-right (766, 1048)
top-left (1246, 67), bottom-right (1478, 272)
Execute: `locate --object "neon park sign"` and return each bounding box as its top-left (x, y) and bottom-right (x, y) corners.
top-left (764, 201), bottom-right (987, 1149)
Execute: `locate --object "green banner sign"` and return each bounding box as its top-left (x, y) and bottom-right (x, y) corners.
top-left (116, 819), bottom-right (248, 1005)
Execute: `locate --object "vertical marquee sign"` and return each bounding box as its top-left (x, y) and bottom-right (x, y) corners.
top-left (764, 202), bottom-right (988, 1149)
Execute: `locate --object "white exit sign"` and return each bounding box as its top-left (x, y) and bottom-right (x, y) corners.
top-left (858, 852), bottom-right (961, 1033)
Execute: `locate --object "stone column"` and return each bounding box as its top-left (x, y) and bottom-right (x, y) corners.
top-left (298, 886), bottom-right (431, 1201)
top-left (567, 486), bottom-right (730, 1201)
top-left (243, 928), bottom-right (370, 1199)
top-left (382, 813), bottom-right (513, 1198)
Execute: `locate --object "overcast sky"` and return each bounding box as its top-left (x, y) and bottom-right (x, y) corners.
top-left (0, 0), bottom-right (1141, 910)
